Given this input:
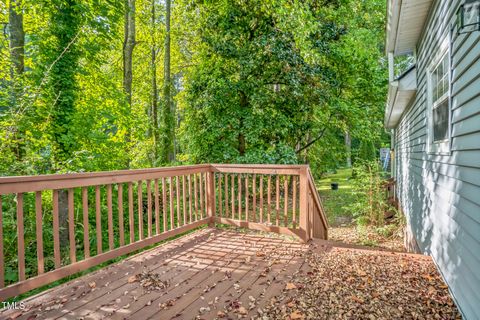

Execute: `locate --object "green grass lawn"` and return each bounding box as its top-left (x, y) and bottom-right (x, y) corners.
top-left (317, 168), bottom-right (356, 226)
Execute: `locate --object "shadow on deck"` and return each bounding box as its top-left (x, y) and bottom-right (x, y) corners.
top-left (1, 228), bottom-right (310, 320)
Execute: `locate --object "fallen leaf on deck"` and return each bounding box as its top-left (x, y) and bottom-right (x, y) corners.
top-left (238, 306), bottom-right (248, 315)
top-left (285, 283), bottom-right (297, 290)
top-left (256, 251), bottom-right (266, 257)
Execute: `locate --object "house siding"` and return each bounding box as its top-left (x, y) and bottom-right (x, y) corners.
top-left (393, 0), bottom-right (480, 318)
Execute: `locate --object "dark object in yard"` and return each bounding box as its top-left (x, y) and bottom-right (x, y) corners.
top-left (331, 183), bottom-right (339, 190)
top-left (384, 209), bottom-right (395, 220)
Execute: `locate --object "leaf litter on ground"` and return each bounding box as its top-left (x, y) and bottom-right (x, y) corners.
top-left (255, 245), bottom-right (461, 320)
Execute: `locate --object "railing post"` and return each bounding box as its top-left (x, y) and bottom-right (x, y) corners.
top-left (206, 169), bottom-right (215, 227)
top-left (299, 167), bottom-right (310, 242)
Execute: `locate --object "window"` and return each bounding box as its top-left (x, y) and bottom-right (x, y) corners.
top-left (428, 51), bottom-right (451, 154)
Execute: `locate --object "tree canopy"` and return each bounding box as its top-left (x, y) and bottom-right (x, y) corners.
top-left (0, 0), bottom-right (388, 176)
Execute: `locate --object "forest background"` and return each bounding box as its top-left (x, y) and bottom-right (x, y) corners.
top-left (0, 0), bottom-right (388, 177)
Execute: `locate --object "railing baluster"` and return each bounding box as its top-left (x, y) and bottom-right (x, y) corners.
top-left (138, 181), bottom-right (143, 240)
top-left (128, 182), bottom-right (134, 244)
top-left (194, 174), bottom-right (198, 221)
top-left (35, 191), bottom-right (44, 275)
top-left (292, 176), bottom-right (297, 228)
top-left (245, 174), bottom-right (250, 221)
top-left (82, 187), bottom-right (90, 258)
top-left (68, 188), bottom-right (76, 263)
top-left (245, 175), bottom-right (249, 221)
top-left (169, 177), bottom-right (174, 230)
top-left (95, 186), bottom-right (102, 254)
top-left (188, 175), bottom-right (192, 223)
top-left (107, 184), bottom-right (114, 250)
top-left (218, 174), bottom-right (222, 217)
top-left (284, 178), bottom-right (289, 227)
top-left (276, 176), bottom-right (280, 226)
top-left (147, 180), bottom-right (152, 237)
top-left (53, 190), bottom-right (61, 268)
top-left (182, 176), bottom-right (187, 225)
top-left (154, 179), bottom-right (160, 235)
top-left (231, 174), bottom-right (235, 219)
top-left (162, 177), bottom-right (167, 231)
top-left (259, 175), bottom-right (263, 223)
top-left (199, 173), bottom-right (204, 219)
top-left (267, 175), bottom-right (271, 224)
top-left (203, 174), bottom-right (207, 218)
top-left (118, 184), bottom-right (125, 247)
top-left (0, 196), bottom-right (3, 287)
top-left (17, 193), bottom-right (25, 281)
top-left (224, 174), bottom-right (229, 218)
top-left (238, 174), bottom-right (242, 220)
top-left (176, 176), bottom-right (181, 228)
top-left (252, 174), bottom-right (256, 222)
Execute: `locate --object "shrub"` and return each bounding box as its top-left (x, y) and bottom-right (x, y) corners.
top-left (344, 160), bottom-right (392, 226)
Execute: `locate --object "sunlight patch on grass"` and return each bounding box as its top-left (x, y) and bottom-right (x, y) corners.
top-left (316, 168), bottom-right (355, 225)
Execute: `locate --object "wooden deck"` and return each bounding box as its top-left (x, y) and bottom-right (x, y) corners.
top-left (1, 228), bottom-right (310, 320)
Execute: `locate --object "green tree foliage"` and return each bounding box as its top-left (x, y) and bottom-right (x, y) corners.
top-left (42, 0), bottom-right (82, 163)
top-left (179, 0), bottom-right (388, 171)
top-left (0, 0), bottom-right (388, 177)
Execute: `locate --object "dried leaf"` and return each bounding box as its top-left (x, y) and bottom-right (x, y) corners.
top-left (290, 310), bottom-right (305, 320)
top-left (285, 282), bottom-right (297, 290)
top-left (238, 306), bottom-right (248, 315)
top-left (256, 251), bottom-right (266, 257)
top-left (351, 296), bottom-right (364, 304)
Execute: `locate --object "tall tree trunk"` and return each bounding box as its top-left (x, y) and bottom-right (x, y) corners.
top-left (151, 0), bottom-right (159, 161)
top-left (123, 0), bottom-right (136, 167)
top-left (345, 131), bottom-right (352, 168)
top-left (161, 0), bottom-right (174, 163)
top-left (9, 0), bottom-right (25, 159)
top-left (49, 0), bottom-right (80, 162)
top-left (47, 0), bottom-right (81, 250)
top-left (9, 0), bottom-right (24, 78)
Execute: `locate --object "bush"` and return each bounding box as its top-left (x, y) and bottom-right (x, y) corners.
top-left (344, 160), bottom-right (392, 226)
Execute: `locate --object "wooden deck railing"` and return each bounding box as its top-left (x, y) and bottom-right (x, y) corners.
top-left (0, 164), bottom-right (327, 300)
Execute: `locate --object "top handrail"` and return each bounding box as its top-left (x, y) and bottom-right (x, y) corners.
top-left (0, 164), bottom-right (211, 184)
top-left (0, 164), bottom-right (312, 194)
top-left (0, 164), bottom-right (211, 194)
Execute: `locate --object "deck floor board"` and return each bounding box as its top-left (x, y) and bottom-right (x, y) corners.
top-left (2, 228), bottom-right (310, 320)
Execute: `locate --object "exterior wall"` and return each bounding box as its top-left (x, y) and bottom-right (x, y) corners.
top-left (394, 0), bottom-right (480, 319)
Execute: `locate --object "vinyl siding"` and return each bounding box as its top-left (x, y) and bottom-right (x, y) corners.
top-left (393, 0), bottom-right (480, 319)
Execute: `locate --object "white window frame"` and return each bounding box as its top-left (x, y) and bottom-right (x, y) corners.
top-left (427, 38), bottom-right (452, 155)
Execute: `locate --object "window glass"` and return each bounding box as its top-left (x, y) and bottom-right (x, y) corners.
top-left (430, 53), bottom-right (450, 145)
top-left (433, 99), bottom-right (449, 142)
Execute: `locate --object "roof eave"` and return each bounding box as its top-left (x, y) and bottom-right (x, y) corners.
top-left (386, 0), bottom-right (433, 56)
top-left (385, 67), bottom-right (417, 128)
